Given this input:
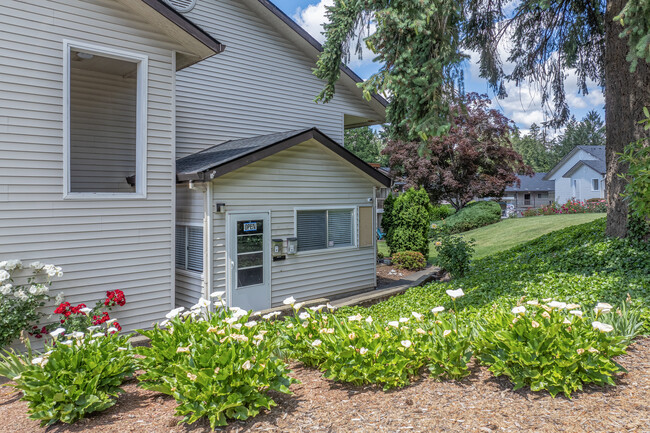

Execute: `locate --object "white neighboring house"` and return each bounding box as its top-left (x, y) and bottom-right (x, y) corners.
top-left (171, 0), bottom-right (390, 312)
top-left (543, 146), bottom-right (606, 203)
top-left (0, 0), bottom-right (223, 334)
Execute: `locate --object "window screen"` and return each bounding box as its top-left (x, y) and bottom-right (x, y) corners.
top-left (297, 209), bottom-right (353, 252)
top-left (175, 225), bottom-right (203, 272)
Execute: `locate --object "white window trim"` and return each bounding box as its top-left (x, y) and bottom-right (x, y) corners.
top-left (62, 40), bottom-right (148, 199)
top-left (176, 222), bottom-right (204, 276)
top-left (591, 178), bottom-right (601, 191)
top-left (293, 206), bottom-right (358, 255)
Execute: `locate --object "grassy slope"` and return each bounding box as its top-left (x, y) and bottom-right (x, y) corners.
top-left (348, 218), bottom-right (650, 330)
top-left (379, 213), bottom-right (604, 260)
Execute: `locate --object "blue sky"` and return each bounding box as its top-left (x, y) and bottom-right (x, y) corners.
top-left (275, 0), bottom-right (606, 135)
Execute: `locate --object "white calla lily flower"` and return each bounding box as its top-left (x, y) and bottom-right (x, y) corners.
top-left (446, 289), bottom-right (464, 299)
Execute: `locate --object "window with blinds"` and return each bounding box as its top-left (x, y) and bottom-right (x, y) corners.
top-left (175, 225), bottom-right (203, 272)
top-left (296, 209), bottom-right (354, 252)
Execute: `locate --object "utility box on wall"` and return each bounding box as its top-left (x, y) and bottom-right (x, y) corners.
top-left (272, 239), bottom-right (283, 257)
top-left (286, 237), bottom-right (298, 255)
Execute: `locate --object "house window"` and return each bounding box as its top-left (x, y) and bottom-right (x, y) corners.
top-left (524, 193), bottom-right (531, 206)
top-left (592, 179), bottom-right (600, 191)
top-left (64, 41), bottom-right (148, 197)
top-left (176, 225), bottom-right (203, 273)
top-left (296, 209), bottom-right (354, 252)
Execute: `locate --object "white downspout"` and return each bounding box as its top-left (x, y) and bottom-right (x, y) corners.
top-left (205, 181), bottom-right (214, 311)
top-left (373, 186), bottom-right (377, 288)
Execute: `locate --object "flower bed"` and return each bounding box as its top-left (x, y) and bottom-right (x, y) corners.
top-left (522, 198), bottom-right (606, 217)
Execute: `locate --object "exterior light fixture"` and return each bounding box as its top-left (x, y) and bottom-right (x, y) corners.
top-left (214, 203), bottom-right (226, 213)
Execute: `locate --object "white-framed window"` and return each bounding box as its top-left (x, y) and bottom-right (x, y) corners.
top-left (296, 208), bottom-right (355, 252)
top-left (175, 225), bottom-right (203, 273)
top-left (592, 178), bottom-right (600, 191)
top-left (63, 40), bottom-right (148, 198)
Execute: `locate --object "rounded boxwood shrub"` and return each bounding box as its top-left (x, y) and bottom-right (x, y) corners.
top-left (435, 201), bottom-right (501, 234)
top-left (392, 251), bottom-right (426, 270)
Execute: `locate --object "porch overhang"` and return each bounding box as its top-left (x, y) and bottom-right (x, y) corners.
top-left (176, 128), bottom-right (392, 187)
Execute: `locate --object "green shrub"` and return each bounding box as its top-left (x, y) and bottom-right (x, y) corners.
top-left (431, 204), bottom-right (455, 220)
top-left (434, 236), bottom-right (475, 277)
top-left (474, 302), bottom-right (634, 398)
top-left (136, 303), bottom-right (296, 429)
top-left (0, 260), bottom-right (63, 348)
top-left (385, 188), bottom-right (434, 256)
top-left (392, 251), bottom-right (426, 270)
top-left (13, 332), bottom-right (135, 426)
top-left (433, 201), bottom-right (501, 234)
top-left (280, 302), bottom-right (472, 390)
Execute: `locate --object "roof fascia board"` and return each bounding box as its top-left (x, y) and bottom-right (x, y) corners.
top-left (248, 0), bottom-right (387, 119)
top-left (119, 0), bottom-right (225, 68)
top-left (543, 147), bottom-right (581, 180)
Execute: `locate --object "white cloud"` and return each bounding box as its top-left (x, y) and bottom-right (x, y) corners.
top-left (293, 0), bottom-right (376, 69)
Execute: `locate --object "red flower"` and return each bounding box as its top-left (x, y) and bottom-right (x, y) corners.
top-left (105, 290), bottom-right (126, 307)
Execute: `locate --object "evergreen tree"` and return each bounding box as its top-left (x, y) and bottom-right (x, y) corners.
top-left (314, 0), bottom-right (650, 237)
top-left (343, 127), bottom-right (388, 165)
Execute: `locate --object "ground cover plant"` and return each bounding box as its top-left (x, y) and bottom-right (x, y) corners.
top-left (353, 218), bottom-right (650, 330)
top-left (135, 295), bottom-right (296, 430)
top-left (279, 298), bottom-right (472, 390)
top-left (9, 328), bottom-right (134, 426)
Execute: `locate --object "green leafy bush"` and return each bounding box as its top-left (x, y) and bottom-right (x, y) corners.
top-left (13, 331), bottom-right (134, 426)
top-left (136, 301), bottom-right (296, 429)
top-left (392, 251), bottom-right (426, 270)
top-left (280, 301), bottom-right (472, 390)
top-left (474, 302), bottom-right (634, 397)
top-left (385, 188), bottom-right (434, 256)
top-left (432, 201), bottom-right (501, 235)
top-left (0, 260), bottom-right (63, 348)
top-left (434, 235), bottom-right (475, 277)
top-left (431, 204), bottom-right (455, 220)
top-left (340, 218), bottom-right (650, 332)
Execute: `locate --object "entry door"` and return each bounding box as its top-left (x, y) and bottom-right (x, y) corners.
top-left (227, 212), bottom-right (271, 311)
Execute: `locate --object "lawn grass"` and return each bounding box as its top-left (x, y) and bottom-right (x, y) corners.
top-left (378, 213), bottom-right (604, 261)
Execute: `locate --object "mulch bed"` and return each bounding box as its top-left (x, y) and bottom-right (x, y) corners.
top-left (376, 264), bottom-right (417, 288)
top-left (1, 338), bottom-right (649, 433)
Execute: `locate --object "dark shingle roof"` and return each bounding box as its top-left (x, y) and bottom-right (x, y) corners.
top-left (176, 129), bottom-right (309, 175)
top-left (577, 145), bottom-right (606, 162)
top-left (505, 173), bottom-right (555, 192)
top-left (562, 159), bottom-right (607, 178)
top-left (175, 127), bottom-right (392, 187)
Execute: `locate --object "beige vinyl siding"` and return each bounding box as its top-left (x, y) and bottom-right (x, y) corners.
top-left (175, 185), bottom-right (205, 308)
top-left (0, 0), bottom-right (186, 333)
top-left (175, 0), bottom-right (381, 158)
top-left (210, 140), bottom-right (378, 307)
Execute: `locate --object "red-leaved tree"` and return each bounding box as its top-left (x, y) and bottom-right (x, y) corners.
top-left (384, 93), bottom-right (532, 210)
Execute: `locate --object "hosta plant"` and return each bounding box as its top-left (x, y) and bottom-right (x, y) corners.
top-left (474, 301), bottom-right (634, 398)
top-left (135, 295), bottom-right (297, 430)
top-left (280, 298), bottom-right (472, 390)
top-left (13, 329), bottom-right (134, 426)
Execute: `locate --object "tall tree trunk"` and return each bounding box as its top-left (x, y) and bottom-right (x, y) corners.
top-left (604, 0), bottom-right (650, 238)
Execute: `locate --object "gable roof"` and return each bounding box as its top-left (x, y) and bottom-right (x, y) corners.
top-left (176, 128), bottom-right (392, 186)
top-left (505, 173), bottom-right (555, 192)
top-left (119, 0), bottom-right (225, 69)
top-left (245, 0), bottom-right (386, 123)
top-left (562, 159), bottom-right (607, 178)
top-left (543, 145), bottom-right (605, 180)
